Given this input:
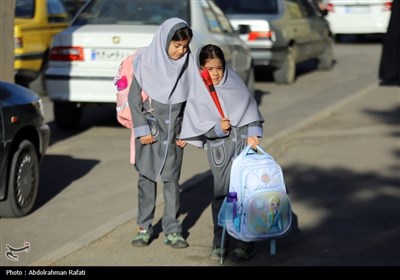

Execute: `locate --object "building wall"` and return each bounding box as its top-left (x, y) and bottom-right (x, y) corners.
top-left (0, 0), bottom-right (15, 83)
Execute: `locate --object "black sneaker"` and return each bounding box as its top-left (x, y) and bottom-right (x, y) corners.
top-left (209, 246), bottom-right (226, 261)
top-left (233, 243), bottom-right (256, 261)
top-left (131, 228), bottom-right (151, 247)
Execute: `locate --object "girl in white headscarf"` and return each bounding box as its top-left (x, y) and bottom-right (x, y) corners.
top-left (180, 44), bottom-right (264, 261)
top-left (127, 18), bottom-right (195, 249)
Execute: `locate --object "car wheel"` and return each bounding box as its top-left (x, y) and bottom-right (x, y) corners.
top-left (318, 39), bottom-right (334, 70)
top-left (0, 140), bottom-right (39, 217)
top-left (273, 46), bottom-right (296, 85)
top-left (334, 34), bottom-right (342, 43)
top-left (54, 102), bottom-right (83, 129)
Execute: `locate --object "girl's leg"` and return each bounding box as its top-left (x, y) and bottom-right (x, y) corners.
top-left (137, 174), bottom-right (156, 233)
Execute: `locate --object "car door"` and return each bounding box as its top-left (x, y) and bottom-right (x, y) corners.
top-left (0, 98), bottom-right (8, 200)
top-left (298, 0), bottom-right (329, 54)
top-left (285, 0), bottom-right (314, 61)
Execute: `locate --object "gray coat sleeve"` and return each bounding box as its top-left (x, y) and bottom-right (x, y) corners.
top-left (128, 77), bottom-right (151, 138)
top-left (248, 121), bottom-right (263, 138)
top-left (204, 122), bottom-right (229, 139)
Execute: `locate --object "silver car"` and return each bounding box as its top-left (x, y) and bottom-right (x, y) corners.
top-left (215, 0), bottom-right (334, 84)
top-left (45, 0), bottom-right (254, 129)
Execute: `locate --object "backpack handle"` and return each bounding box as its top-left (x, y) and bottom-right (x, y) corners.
top-left (243, 144), bottom-right (273, 159)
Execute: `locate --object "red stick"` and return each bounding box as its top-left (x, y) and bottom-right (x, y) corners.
top-left (200, 69), bottom-right (225, 118)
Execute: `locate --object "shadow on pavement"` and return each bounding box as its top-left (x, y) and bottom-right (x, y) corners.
top-left (35, 155), bottom-right (100, 210)
top-left (47, 105), bottom-right (122, 147)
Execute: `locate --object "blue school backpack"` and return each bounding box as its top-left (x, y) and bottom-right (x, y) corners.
top-left (218, 145), bottom-right (292, 263)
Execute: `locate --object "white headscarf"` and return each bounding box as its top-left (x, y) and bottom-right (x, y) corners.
top-left (133, 18), bottom-right (195, 104)
top-left (180, 48), bottom-right (264, 148)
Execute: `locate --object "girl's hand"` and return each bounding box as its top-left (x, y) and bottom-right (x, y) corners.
top-left (221, 118), bottom-right (231, 133)
top-left (176, 139), bottom-right (187, 148)
top-left (140, 134), bottom-right (155, 145)
top-left (247, 136), bottom-right (259, 150)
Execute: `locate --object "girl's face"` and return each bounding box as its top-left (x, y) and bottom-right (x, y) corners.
top-left (202, 58), bottom-right (224, 85)
top-left (167, 39), bottom-right (191, 60)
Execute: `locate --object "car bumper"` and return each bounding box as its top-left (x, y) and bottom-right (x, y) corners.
top-left (327, 15), bottom-right (390, 34)
top-left (250, 46), bottom-right (287, 68)
top-left (45, 75), bottom-right (115, 103)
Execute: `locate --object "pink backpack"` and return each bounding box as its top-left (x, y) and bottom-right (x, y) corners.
top-left (113, 53), bottom-right (148, 164)
top-left (114, 53), bottom-right (148, 129)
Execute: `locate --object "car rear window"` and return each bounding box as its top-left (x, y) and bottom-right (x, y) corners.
top-left (215, 0), bottom-right (279, 14)
top-left (73, 0), bottom-right (190, 25)
top-left (15, 0), bottom-right (35, 19)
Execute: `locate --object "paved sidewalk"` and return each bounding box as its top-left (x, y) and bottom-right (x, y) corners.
top-left (43, 84), bottom-right (400, 266)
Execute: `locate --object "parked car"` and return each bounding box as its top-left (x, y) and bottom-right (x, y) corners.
top-left (45, 0), bottom-right (254, 129)
top-left (325, 0), bottom-right (393, 41)
top-left (14, 0), bottom-right (71, 92)
top-left (0, 81), bottom-right (51, 218)
top-left (215, 0), bottom-right (335, 84)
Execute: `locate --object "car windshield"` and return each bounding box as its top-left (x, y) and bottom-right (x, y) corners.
top-left (72, 0), bottom-right (190, 26)
top-left (215, 0), bottom-right (279, 14)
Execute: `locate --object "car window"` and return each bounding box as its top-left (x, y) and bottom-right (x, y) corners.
top-left (199, 0), bottom-right (222, 33)
top-left (298, 0), bottom-right (318, 17)
top-left (287, 0), bottom-right (305, 19)
top-left (15, 0), bottom-right (35, 19)
top-left (215, 0), bottom-right (279, 14)
top-left (208, 0), bottom-right (234, 34)
top-left (73, 0), bottom-right (190, 26)
top-left (47, 0), bottom-right (70, 22)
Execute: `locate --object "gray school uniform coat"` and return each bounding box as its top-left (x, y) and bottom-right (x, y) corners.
top-left (128, 77), bottom-right (185, 182)
top-left (205, 121), bottom-right (263, 197)
top-left (125, 18), bottom-right (196, 183)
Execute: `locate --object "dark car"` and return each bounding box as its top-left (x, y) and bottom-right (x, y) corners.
top-left (215, 0), bottom-right (334, 84)
top-left (0, 81), bottom-right (50, 218)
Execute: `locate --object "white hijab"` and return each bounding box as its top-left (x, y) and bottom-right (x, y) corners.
top-left (133, 18), bottom-right (195, 104)
top-left (180, 49), bottom-right (264, 148)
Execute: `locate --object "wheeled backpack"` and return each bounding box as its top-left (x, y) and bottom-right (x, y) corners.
top-left (218, 145), bottom-right (292, 263)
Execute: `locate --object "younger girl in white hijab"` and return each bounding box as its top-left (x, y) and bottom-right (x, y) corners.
top-left (180, 44), bottom-right (264, 261)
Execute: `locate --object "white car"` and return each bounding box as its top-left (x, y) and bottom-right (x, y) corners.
top-left (325, 0), bottom-right (393, 40)
top-left (45, 0), bottom-right (254, 129)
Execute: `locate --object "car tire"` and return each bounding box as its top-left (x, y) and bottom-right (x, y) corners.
top-left (318, 39), bottom-right (334, 70)
top-left (0, 140), bottom-right (40, 217)
top-left (273, 46), bottom-right (296, 85)
top-left (54, 102), bottom-right (83, 129)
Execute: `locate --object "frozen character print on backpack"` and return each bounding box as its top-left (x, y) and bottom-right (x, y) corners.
top-left (267, 196), bottom-right (282, 233)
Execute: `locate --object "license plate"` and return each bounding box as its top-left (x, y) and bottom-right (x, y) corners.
top-left (90, 49), bottom-right (132, 61)
top-left (345, 5), bottom-right (370, 14)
